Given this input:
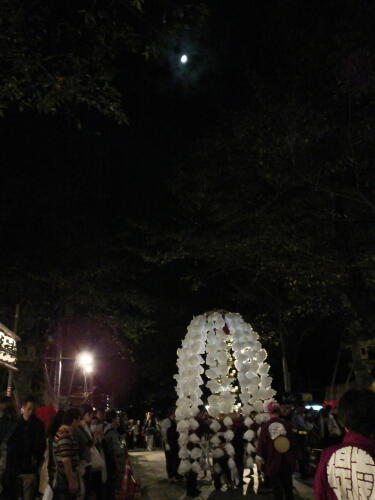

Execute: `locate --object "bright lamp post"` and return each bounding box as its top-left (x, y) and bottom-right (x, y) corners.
top-left (77, 352), bottom-right (93, 371)
top-left (77, 352), bottom-right (94, 394)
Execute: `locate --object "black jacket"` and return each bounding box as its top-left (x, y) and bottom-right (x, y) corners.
top-left (166, 420), bottom-right (179, 452)
top-left (8, 415), bottom-right (45, 474)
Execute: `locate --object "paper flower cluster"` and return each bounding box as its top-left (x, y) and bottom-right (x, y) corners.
top-left (174, 311), bottom-right (277, 476)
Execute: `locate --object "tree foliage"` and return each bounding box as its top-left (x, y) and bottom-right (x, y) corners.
top-left (0, 0), bottom-right (207, 123)
top-left (130, 0), bottom-right (375, 390)
top-left (0, 0), bottom-right (374, 401)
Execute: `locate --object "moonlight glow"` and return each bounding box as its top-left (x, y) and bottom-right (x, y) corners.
top-left (180, 54), bottom-right (188, 64)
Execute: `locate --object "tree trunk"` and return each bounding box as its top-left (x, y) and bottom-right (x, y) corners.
top-left (279, 325), bottom-right (292, 393)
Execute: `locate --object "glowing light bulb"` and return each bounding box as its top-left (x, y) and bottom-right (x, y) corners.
top-left (180, 54), bottom-right (188, 64)
top-left (77, 352), bottom-right (94, 373)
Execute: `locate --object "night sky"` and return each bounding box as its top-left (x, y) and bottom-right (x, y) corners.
top-left (0, 0), bottom-right (374, 411)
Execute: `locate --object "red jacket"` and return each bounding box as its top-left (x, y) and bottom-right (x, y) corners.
top-left (35, 406), bottom-right (57, 432)
top-left (314, 431), bottom-right (375, 499)
top-left (256, 416), bottom-right (295, 476)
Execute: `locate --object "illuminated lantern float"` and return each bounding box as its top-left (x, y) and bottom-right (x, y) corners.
top-left (174, 311), bottom-right (276, 477)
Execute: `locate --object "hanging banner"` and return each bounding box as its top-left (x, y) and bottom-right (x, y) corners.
top-left (0, 322), bottom-right (20, 370)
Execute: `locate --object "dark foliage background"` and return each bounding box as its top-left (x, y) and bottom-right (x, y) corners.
top-left (0, 0), bottom-right (374, 410)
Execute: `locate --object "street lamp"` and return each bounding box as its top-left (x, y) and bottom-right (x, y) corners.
top-left (77, 352), bottom-right (94, 395)
top-left (77, 352), bottom-right (94, 373)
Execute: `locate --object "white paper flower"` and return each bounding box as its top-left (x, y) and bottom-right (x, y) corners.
top-left (210, 435), bottom-right (221, 447)
top-left (244, 416), bottom-right (253, 427)
top-left (244, 429), bottom-right (255, 441)
top-left (248, 360), bottom-right (259, 372)
top-left (188, 418), bottom-right (199, 431)
top-left (205, 368), bottom-right (217, 379)
top-left (208, 406), bottom-right (220, 418)
top-left (178, 447), bottom-right (190, 459)
top-left (178, 459), bottom-right (191, 475)
top-left (210, 420), bottom-right (221, 433)
top-left (246, 371), bottom-right (258, 381)
top-left (256, 349), bottom-right (268, 363)
top-left (254, 401), bottom-right (264, 413)
top-left (228, 457), bottom-right (236, 470)
top-left (224, 430), bottom-right (234, 442)
top-left (216, 352), bottom-right (228, 364)
top-left (223, 416), bottom-right (233, 428)
top-left (190, 447), bottom-right (202, 460)
top-left (178, 432), bottom-right (189, 446)
top-left (215, 365), bottom-right (229, 377)
top-left (258, 363), bottom-right (270, 375)
top-left (246, 442), bottom-right (255, 454)
top-left (224, 443), bottom-right (235, 456)
top-left (255, 413), bottom-right (269, 425)
top-left (191, 461), bottom-right (201, 474)
top-left (177, 420), bottom-right (190, 433)
top-left (212, 448), bottom-right (225, 458)
top-left (189, 433), bottom-right (200, 444)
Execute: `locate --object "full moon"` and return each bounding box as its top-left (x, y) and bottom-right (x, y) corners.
top-left (180, 54), bottom-right (188, 64)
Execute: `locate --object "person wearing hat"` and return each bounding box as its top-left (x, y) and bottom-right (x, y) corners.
top-left (256, 402), bottom-right (295, 500)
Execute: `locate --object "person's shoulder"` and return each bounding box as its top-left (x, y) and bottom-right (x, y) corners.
top-left (32, 415), bottom-right (45, 429)
top-left (103, 426), bottom-right (114, 437)
top-left (260, 418), bottom-right (272, 429)
top-left (70, 425), bottom-right (79, 437)
top-left (281, 418), bottom-right (293, 430)
top-left (72, 425), bottom-right (85, 437)
top-left (17, 414), bottom-right (26, 424)
top-left (54, 425), bottom-right (72, 441)
top-left (10, 417), bottom-right (24, 435)
top-left (319, 443), bottom-right (342, 465)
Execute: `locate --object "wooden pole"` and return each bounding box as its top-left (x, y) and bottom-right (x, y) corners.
top-left (277, 311), bottom-right (291, 394)
top-left (329, 341), bottom-right (343, 400)
top-left (68, 360), bottom-right (77, 399)
top-left (43, 361), bottom-right (54, 400)
top-left (280, 327), bottom-right (291, 393)
top-left (56, 350), bottom-right (62, 405)
top-left (6, 371), bottom-right (13, 397)
top-left (13, 304), bottom-right (21, 337)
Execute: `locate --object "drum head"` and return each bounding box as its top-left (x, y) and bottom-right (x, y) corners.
top-left (274, 436), bottom-right (291, 454)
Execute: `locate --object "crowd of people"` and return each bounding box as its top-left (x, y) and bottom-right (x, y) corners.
top-left (156, 390), bottom-right (375, 499)
top-left (0, 397), bottom-right (128, 500)
top-left (0, 389), bottom-right (374, 499)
